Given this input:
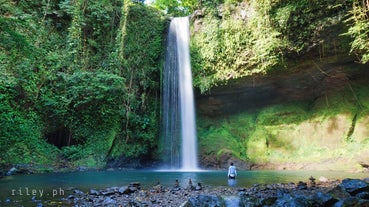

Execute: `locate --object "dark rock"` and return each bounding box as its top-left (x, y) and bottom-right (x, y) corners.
top-left (297, 181), bottom-right (308, 190)
top-left (356, 191), bottom-right (369, 200)
top-left (76, 166), bottom-right (88, 171)
top-left (102, 197), bottom-right (116, 205)
top-left (102, 188), bottom-right (116, 196)
top-left (223, 195), bottom-right (241, 207)
top-left (241, 195), bottom-right (260, 207)
top-left (274, 193), bottom-right (312, 207)
top-left (32, 196), bottom-right (41, 202)
top-left (260, 196), bottom-right (277, 206)
top-left (339, 178), bottom-right (369, 196)
top-left (333, 197), bottom-right (361, 207)
top-left (129, 186), bottom-right (138, 192)
top-left (187, 194), bottom-right (225, 207)
top-left (89, 189), bottom-right (99, 195)
top-left (329, 185), bottom-right (352, 200)
top-left (195, 183), bottom-right (203, 191)
top-left (311, 191), bottom-right (338, 206)
top-left (73, 189), bottom-right (85, 195)
top-left (130, 182), bottom-right (141, 188)
top-left (6, 167), bottom-right (18, 176)
top-left (118, 186), bottom-right (131, 194)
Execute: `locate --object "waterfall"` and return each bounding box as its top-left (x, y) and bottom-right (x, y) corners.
top-left (161, 16), bottom-right (199, 171)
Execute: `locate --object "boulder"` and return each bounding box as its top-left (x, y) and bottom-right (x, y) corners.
top-left (273, 193), bottom-right (312, 207)
top-left (222, 195), bottom-right (241, 207)
top-left (89, 189), bottom-right (99, 196)
top-left (311, 191), bottom-right (338, 206)
top-left (186, 194), bottom-right (225, 207)
top-left (333, 196), bottom-right (369, 207)
top-left (339, 179), bottom-right (369, 196)
top-left (118, 186), bottom-right (131, 194)
top-left (6, 167), bottom-right (18, 176)
top-left (102, 197), bottom-right (116, 205)
top-left (241, 195), bottom-right (260, 207)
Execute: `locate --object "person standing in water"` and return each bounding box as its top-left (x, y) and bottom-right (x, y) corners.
top-left (228, 162), bottom-right (237, 179)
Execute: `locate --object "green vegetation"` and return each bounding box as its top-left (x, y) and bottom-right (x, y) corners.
top-left (152, 0), bottom-right (198, 16)
top-left (198, 81), bottom-right (369, 170)
top-left (343, 0), bottom-right (369, 63)
top-left (1, 0), bottom-right (369, 170)
top-left (190, 0), bottom-right (366, 93)
top-left (0, 0), bottom-right (166, 168)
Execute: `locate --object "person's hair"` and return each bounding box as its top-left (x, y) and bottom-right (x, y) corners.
top-left (230, 162), bottom-right (233, 165)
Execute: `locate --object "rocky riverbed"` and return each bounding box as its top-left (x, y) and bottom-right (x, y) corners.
top-left (57, 177), bottom-right (369, 207)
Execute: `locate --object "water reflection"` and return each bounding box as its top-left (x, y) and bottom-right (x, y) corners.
top-left (228, 178), bottom-right (237, 187)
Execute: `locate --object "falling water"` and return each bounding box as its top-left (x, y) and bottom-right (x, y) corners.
top-left (161, 16), bottom-right (199, 171)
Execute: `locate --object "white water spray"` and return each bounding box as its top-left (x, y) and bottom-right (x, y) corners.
top-left (162, 17), bottom-right (199, 171)
top-left (176, 17), bottom-right (198, 171)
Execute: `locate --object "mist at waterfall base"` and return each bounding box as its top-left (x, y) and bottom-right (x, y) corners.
top-left (161, 16), bottom-right (199, 171)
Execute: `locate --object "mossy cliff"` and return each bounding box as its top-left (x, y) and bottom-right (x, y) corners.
top-left (196, 59), bottom-right (369, 171)
top-left (191, 1), bottom-right (369, 171)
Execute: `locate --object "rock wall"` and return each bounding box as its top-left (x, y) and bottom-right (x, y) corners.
top-left (195, 56), bottom-right (369, 170)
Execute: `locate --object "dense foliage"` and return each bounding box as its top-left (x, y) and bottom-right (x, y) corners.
top-left (152, 0), bottom-right (198, 16)
top-left (343, 0), bottom-right (369, 63)
top-left (0, 0), bottom-right (166, 168)
top-left (189, 0), bottom-right (368, 93)
top-left (1, 0), bottom-right (368, 169)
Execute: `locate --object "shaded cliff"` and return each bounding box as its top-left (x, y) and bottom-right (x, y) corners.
top-left (196, 58), bottom-right (369, 117)
top-left (195, 57), bottom-right (369, 170)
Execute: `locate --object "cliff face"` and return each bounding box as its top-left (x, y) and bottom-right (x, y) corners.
top-left (196, 58), bottom-right (369, 117)
top-left (192, 1), bottom-right (369, 170)
top-left (195, 55), bottom-right (369, 171)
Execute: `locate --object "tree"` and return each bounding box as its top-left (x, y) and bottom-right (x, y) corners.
top-left (152, 0), bottom-right (198, 16)
top-left (344, 0), bottom-right (369, 63)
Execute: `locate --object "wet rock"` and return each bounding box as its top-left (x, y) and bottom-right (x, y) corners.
top-left (311, 191), bottom-right (338, 206)
top-left (297, 181), bottom-right (308, 190)
top-left (339, 178), bottom-right (369, 196)
top-left (130, 182), bottom-right (141, 189)
top-left (102, 197), bottom-right (116, 205)
top-left (332, 196), bottom-right (368, 207)
top-left (260, 196), bottom-right (277, 206)
top-left (329, 185), bottom-right (352, 200)
top-left (76, 166), bottom-right (88, 171)
top-left (241, 195), bottom-right (260, 207)
top-left (195, 183), bottom-right (203, 191)
top-left (118, 186), bottom-right (130, 194)
top-left (6, 167), bottom-right (18, 176)
top-left (222, 195), bottom-right (241, 207)
top-left (273, 193), bottom-right (312, 207)
top-left (89, 189), bottom-right (99, 195)
top-left (186, 194), bottom-right (225, 207)
top-left (355, 191), bottom-right (369, 200)
top-left (73, 189), bottom-right (85, 195)
top-left (102, 188), bottom-right (116, 196)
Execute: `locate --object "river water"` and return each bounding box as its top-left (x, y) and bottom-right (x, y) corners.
top-left (0, 170), bottom-right (367, 205)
